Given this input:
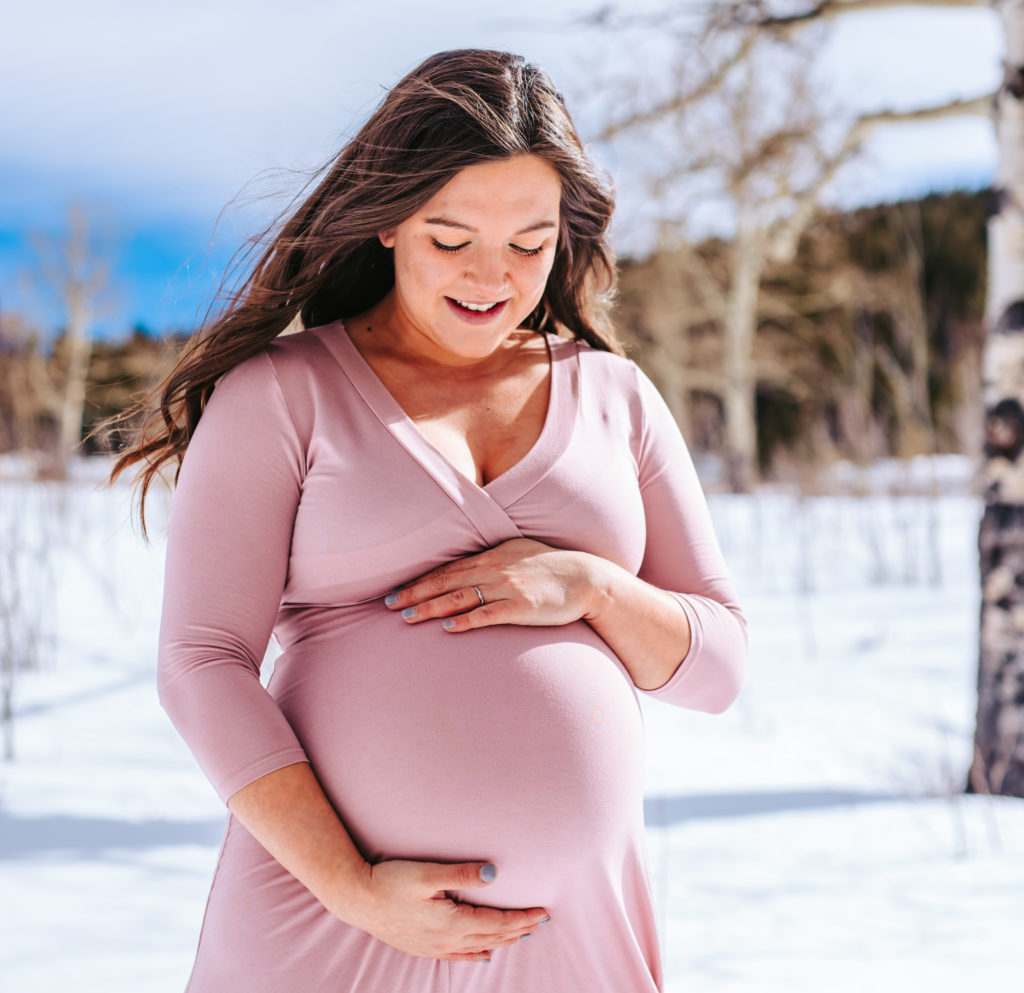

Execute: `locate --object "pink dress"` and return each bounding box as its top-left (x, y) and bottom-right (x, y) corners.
top-left (158, 321), bottom-right (746, 992)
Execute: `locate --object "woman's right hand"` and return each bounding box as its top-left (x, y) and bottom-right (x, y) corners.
top-left (226, 765), bottom-right (546, 964)
top-left (344, 859), bottom-right (549, 963)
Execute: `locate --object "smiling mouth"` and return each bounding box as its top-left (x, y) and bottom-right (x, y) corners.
top-left (447, 298), bottom-right (507, 313)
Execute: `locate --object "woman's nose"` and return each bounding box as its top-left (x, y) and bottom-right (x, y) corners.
top-left (465, 250), bottom-right (509, 295)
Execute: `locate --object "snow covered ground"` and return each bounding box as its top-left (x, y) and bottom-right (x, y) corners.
top-left (1, 460), bottom-right (1021, 992)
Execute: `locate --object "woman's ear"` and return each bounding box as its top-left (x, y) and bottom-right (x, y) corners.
top-left (379, 228), bottom-right (396, 249)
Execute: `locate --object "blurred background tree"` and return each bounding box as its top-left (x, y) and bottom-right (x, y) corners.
top-left (582, 0), bottom-right (992, 491)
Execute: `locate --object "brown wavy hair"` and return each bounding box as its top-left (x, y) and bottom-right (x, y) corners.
top-left (105, 49), bottom-right (620, 537)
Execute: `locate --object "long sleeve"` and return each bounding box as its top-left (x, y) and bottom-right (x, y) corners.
top-left (632, 366), bottom-right (748, 713)
top-left (157, 351), bottom-right (310, 802)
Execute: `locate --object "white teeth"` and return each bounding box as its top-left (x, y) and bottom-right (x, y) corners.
top-left (456, 300), bottom-right (499, 312)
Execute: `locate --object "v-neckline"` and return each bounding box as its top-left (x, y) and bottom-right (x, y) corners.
top-left (315, 319), bottom-right (579, 512)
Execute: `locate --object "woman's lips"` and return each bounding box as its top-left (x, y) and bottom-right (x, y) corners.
top-left (445, 297), bottom-right (510, 324)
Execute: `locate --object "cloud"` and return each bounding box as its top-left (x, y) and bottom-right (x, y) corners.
top-left (0, 1), bottom-right (580, 210)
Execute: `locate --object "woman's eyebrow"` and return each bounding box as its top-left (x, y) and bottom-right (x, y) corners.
top-left (424, 217), bottom-right (557, 235)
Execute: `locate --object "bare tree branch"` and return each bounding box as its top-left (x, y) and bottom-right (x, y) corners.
top-left (851, 92), bottom-right (995, 134)
top-left (734, 0), bottom-right (988, 32)
top-left (669, 239), bottom-right (731, 313)
top-left (762, 90), bottom-right (994, 263)
top-left (599, 29), bottom-right (761, 140)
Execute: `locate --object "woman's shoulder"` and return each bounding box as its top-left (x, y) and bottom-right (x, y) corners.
top-left (213, 322), bottom-right (336, 389)
top-left (559, 333), bottom-right (646, 393)
top-left (206, 322), bottom-right (344, 446)
top-left (222, 321), bottom-right (346, 407)
top-left (561, 334), bottom-right (676, 443)
top-left (263, 320), bottom-right (341, 373)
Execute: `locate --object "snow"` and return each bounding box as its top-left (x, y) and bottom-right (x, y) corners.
top-left (2, 461), bottom-right (1021, 992)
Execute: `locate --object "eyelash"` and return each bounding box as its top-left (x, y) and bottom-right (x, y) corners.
top-left (431, 238), bottom-right (543, 257)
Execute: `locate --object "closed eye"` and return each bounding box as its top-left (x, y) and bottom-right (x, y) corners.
top-left (432, 238), bottom-right (470, 254)
top-left (431, 238), bottom-right (545, 257)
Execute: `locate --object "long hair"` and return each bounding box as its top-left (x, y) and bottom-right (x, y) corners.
top-left (106, 49), bottom-right (620, 537)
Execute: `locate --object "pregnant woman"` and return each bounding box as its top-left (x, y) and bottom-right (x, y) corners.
top-left (109, 49), bottom-right (747, 992)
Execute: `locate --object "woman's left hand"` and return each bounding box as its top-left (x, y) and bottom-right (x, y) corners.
top-left (385, 538), bottom-right (609, 632)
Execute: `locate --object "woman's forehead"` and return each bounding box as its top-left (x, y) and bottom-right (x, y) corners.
top-left (419, 155), bottom-right (561, 225)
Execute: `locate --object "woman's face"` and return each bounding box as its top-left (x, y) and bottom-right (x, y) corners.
top-left (379, 154), bottom-right (562, 364)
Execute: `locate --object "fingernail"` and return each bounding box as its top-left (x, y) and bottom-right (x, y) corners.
top-left (442, 619), bottom-right (455, 630)
top-left (401, 607), bottom-right (416, 619)
top-left (384, 591), bottom-right (399, 606)
top-left (518, 933), bottom-right (531, 941)
top-left (538, 915), bottom-right (550, 926)
top-left (480, 957), bottom-right (491, 964)
top-left (479, 863), bottom-right (497, 883)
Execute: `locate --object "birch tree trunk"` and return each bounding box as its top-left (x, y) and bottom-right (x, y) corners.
top-left (58, 277), bottom-right (93, 463)
top-left (55, 206), bottom-right (100, 469)
top-left (970, 0), bottom-right (1024, 797)
top-left (723, 229), bottom-right (764, 492)
top-left (28, 204), bottom-right (107, 473)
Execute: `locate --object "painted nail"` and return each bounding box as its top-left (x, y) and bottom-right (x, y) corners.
top-left (538, 916), bottom-right (550, 926)
top-left (518, 934), bottom-right (531, 941)
top-left (480, 958), bottom-right (491, 964)
top-left (401, 607), bottom-right (416, 619)
top-left (479, 863), bottom-right (497, 883)
top-left (384, 591), bottom-right (399, 606)
top-left (442, 619), bottom-right (456, 630)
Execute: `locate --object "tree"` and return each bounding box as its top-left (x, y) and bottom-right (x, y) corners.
top-left (27, 203), bottom-right (114, 473)
top-left (615, 191), bottom-right (987, 473)
top-left (970, 0), bottom-right (1024, 796)
top-left (586, 10), bottom-right (840, 490)
top-left (583, 2), bottom-right (986, 490)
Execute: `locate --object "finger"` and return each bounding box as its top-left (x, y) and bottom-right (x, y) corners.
top-left (440, 602), bottom-right (507, 632)
top-left (417, 861), bottom-right (499, 892)
top-left (468, 922), bottom-right (543, 947)
top-left (391, 543), bottom-right (519, 610)
top-left (453, 902), bottom-right (550, 936)
top-left (402, 585), bottom-right (497, 624)
top-left (385, 560), bottom-right (472, 611)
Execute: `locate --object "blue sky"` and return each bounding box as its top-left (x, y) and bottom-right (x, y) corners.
top-left (0, 1), bottom-right (1002, 338)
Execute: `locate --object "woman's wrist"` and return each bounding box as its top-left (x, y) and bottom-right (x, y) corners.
top-left (578, 552), bottom-right (619, 625)
top-left (323, 857), bottom-right (376, 926)
top-left (577, 556), bottom-right (691, 690)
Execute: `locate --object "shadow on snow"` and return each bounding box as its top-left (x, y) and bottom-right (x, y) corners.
top-left (644, 789), bottom-right (904, 825)
top-left (0, 810), bottom-right (225, 859)
top-left (1, 790), bottom-right (907, 858)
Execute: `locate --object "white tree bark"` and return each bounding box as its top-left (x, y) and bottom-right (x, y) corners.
top-left (59, 275), bottom-right (93, 460)
top-left (28, 204), bottom-right (108, 473)
top-left (56, 207), bottom-right (102, 467)
top-left (722, 229), bottom-right (764, 490)
top-left (971, 0), bottom-right (1024, 797)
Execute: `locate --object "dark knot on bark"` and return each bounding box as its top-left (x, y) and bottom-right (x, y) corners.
top-left (985, 398), bottom-right (1024, 461)
top-left (995, 300), bottom-right (1024, 336)
top-left (1005, 64), bottom-right (1024, 101)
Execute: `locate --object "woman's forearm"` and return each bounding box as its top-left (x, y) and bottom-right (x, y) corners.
top-left (580, 556), bottom-right (692, 691)
top-left (226, 761), bottom-right (372, 920)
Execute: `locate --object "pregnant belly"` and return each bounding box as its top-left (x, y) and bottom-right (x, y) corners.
top-left (269, 603), bottom-right (646, 907)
